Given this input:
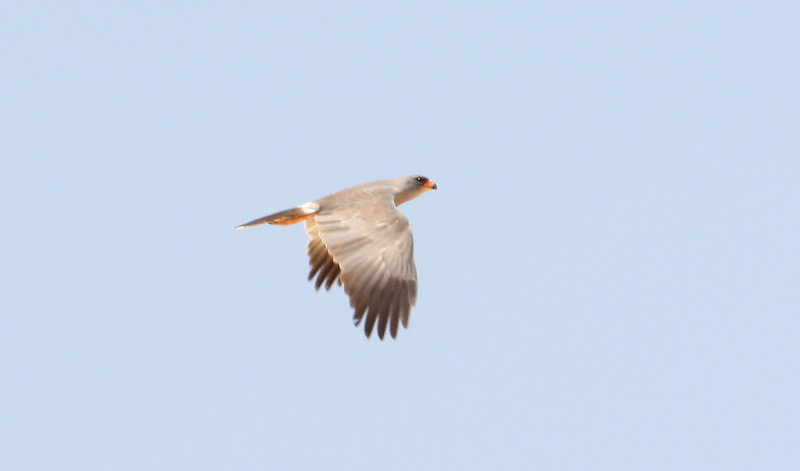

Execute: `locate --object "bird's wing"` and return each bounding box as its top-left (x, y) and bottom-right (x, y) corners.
top-left (306, 198), bottom-right (417, 339)
top-left (305, 217), bottom-right (342, 291)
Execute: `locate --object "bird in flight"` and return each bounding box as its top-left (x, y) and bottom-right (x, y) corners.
top-left (236, 175), bottom-right (437, 339)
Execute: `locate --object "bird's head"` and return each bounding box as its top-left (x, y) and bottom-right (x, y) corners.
top-left (393, 175), bottom-right (437, 206)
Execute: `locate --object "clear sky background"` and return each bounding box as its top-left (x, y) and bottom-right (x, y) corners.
top-left (2, 2), bottom-right (798, 470)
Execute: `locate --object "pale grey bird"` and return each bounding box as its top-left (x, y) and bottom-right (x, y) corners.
top-left (236, 175), bottom-right (437, 339)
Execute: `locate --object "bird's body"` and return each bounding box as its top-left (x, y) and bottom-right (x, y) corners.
top-left (236, 175), bottom-right (437, 339)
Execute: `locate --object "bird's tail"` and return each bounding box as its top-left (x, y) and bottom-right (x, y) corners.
top-left (235, 202), bottom-right (320, 229)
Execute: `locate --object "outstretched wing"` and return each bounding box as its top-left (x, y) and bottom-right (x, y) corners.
top-left (306, 198), bottom-right (417, 339)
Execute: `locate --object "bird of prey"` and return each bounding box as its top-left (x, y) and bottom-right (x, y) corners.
top-left (236, 175), bottom-right (437, 339)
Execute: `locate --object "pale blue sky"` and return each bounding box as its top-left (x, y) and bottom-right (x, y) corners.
top-left (2, 2), bottom-right (799, 470)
